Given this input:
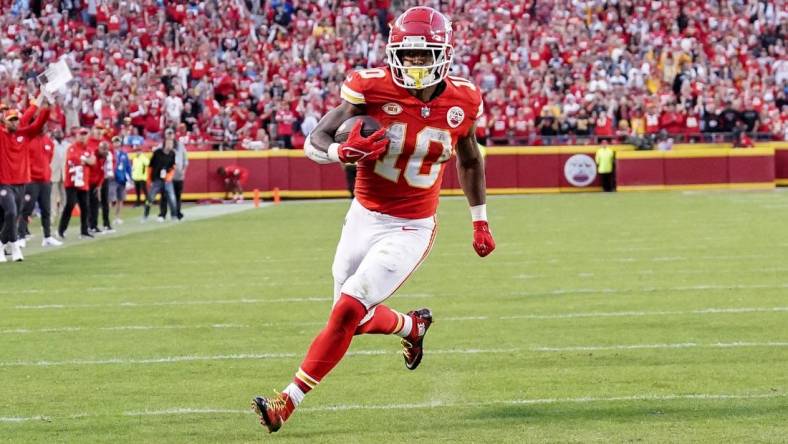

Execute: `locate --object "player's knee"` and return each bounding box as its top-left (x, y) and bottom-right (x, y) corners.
top-left (328, 294), bottom-right (367, 333)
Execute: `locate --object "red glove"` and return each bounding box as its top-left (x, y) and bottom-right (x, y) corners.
top-left (472, 221), bottom-right (496, 257)
top-left (337, 120), bottom-right (388, 163)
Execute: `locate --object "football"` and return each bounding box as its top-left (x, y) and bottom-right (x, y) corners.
top-left (334, 115), bottom-right (383, 143)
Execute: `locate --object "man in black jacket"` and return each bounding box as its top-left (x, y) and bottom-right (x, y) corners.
top-left (142, 141), bottom-right (177, 222)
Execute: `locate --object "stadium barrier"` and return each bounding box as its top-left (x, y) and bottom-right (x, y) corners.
top-left (776, 146), bottom-right (788, 186)
top-left (126, 143), bottom-right (787, 201)
top-left (616, 147), bottom-right (776, 191)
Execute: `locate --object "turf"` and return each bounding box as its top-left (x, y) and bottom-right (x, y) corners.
top-left (1, 191), bottom-right (787, 443)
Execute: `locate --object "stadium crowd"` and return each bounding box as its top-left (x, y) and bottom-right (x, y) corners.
top-left (0, 0), bottom-right (785, 151)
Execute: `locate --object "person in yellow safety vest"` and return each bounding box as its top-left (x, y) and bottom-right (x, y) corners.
top-left (130, 146), bottom-right (150, 207)
top-left (595, 145), bottom-right (615, 192)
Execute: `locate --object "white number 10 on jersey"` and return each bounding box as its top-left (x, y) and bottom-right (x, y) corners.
top-left (374, 123), bottom-right (453, 189)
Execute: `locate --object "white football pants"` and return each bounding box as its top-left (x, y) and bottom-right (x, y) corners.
top-left (332, 199), bottom-right (436, 324)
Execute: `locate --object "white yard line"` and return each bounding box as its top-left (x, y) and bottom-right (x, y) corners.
top-left (13, 298), bottom-right (331, 309)
top-left (500, 306), bottom-right (788, 320)
top-left (3, 307), bottom-right (785, 335)
top-left (534, 342), bottom-right (788, 352)
top-left (2, 392), bottom-right (784, 423)
top-left (514, 283), bottom-right (788, 297)
top-left (0, 343), bottom-right (784, 368)
top-left (11, 293), bottom-right (431, 310)
top-left (11, 282), bottom-right (788, 310)
top-left (0, 348), bottom-right (516, 368)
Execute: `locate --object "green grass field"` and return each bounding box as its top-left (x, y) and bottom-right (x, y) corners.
top-left (1, 191), bottom-right (787, 443)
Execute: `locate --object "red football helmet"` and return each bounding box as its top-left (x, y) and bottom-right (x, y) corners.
top-left (386, 7), bottom-right (454, 90)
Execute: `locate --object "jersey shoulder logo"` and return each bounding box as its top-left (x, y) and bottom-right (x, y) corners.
top-left (382, 103), bottom-right (402, 115)
top-left (447, 106), bottom-right (465, 128)
top-left (17, 136), bottom-right (24, 143)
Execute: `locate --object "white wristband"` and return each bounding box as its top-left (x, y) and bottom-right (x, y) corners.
top-left (327, 143), bottom-right (341, 163)
top-left (470, 204), bottom-right (487, 222)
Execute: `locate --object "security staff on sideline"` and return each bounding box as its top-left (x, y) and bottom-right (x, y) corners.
top-left (595, 145), bottom-right (615, 192)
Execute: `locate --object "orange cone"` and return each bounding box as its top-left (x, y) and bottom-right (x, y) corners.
top-left (71, 205), bottom-right (81, 217)
top-left (273, 187), bottom-right (281, 205)
top-left (253, 189), bottom-right (260, 208)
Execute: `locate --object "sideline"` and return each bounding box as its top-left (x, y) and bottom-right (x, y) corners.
top-left (12, 202), bottom-right (262, 259)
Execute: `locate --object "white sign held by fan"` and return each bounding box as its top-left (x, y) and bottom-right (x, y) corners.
top-left (37, 59), bottom-right (73, 99)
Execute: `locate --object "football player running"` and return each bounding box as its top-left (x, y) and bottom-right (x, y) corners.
top-left (252, 6), bottom-right (495, 432)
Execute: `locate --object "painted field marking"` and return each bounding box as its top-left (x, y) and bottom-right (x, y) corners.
top-left (513, 283), bottom-right (788, 297)
top-left (533, 342), bottom-right (788, 352)
top-left (1, 343), bottom-right (785, 368)
top-left (499, 306), bottom-right (788, 320)
top-left (2, 392), bottom-right (784, 423)
top-left (11, 293), bottom-right (431, 310)
top-left (10, 281), bottom-right (788, 311)
top-left (3, 307), bottom-right (785, 336)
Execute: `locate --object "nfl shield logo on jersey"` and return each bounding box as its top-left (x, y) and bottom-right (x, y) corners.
top-left (447, 106), bottom-right (465, 128)
top-left (421, 106), bottom-right (431, 118)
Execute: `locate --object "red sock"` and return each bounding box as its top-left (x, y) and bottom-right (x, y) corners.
top-left (292, 294), bottom-right (367, 394)
top-left (354, 304), bottom-right (404, 335)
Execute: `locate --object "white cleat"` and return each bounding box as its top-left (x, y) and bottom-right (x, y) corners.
top-left (156, 216), bottom-right (165, 223)
top-left (42, 237), bottom-right (63, 247)
top-left (0, 245), bottom-right (7, 263)
top-left (11, 242), bottom-right (24, 262)
top-left (114, 218), bottom-right (124, 225)
top-left (17, 238), bottom-right (27, 249)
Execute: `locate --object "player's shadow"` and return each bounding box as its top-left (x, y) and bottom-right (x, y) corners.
top-left (470, 401), bottom-right (782, 423)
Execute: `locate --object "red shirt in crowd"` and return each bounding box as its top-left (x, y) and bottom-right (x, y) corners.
top-left (645, 112), bottom-right (660, 133)
top-left (489, 115), bottom-right (508, 140)
top-left (594, 114), bottom-right (614, 137)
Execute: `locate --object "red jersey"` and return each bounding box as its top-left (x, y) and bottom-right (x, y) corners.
top-left (89, 149), bottom-right (108, 187)
top-left (65, 142), bottom-right (92, 190)
top-left (27, 135), bottom-right (55, 182)
top-left (0, 106), bottom-right (49, 185)
top-left (341, 68), bottom-right (483, 219)
top-left (223, 164), bottom-right (249, 184)
top-left (490, 115), bottom-right (508, 139)
top-left (512, 117), bottom-right (530, 138)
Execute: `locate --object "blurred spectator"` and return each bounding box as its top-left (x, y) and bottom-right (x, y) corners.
top-left (217, 165), bottom-right (249, 202)
top-left (49, 127), bottom-right (69, 226)
top-left (109, 135), bottom-right (132, 226)
top-left (159, 129), bottom-right (187, 220)
top-left (88, 140), bottom-right (113, 234)
top-left (656, 130), bottom-right (674, 151)
top-left (733, 129), bottom-right (755, 148)
top-left (130, 145), bottom-right (149, 207)
top-left (595, 145), bottom-right (615, 192)
top-left (142, 138), bottom-right (177, 222)
top-left (58, 128), bottom-right (96, 239)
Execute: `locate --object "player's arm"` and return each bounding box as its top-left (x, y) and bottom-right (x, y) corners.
top-left (456, 124), bottom-right (495, 257)
top-left (304, 101), bottom-right (388, 164)
top-left (18, 106), bottom-right (50, 138)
